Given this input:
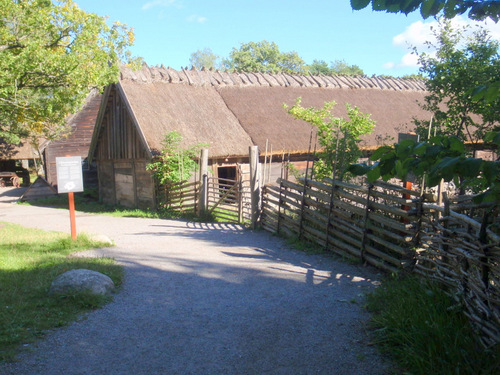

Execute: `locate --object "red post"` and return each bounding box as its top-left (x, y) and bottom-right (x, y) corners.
top-left (401, 181), bottom-right (413, 224)
top-left (68, 192), bottom-right (77, 240)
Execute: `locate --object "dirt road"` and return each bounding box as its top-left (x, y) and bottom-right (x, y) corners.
top-left (0, 188), bottom-right (391, 374)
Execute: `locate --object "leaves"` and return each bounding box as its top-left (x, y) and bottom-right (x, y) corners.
top-left (146, 131), bottom-right (206, 185)
top-left (351, 0), bottom-right (500, 21)
top-left (226, 40), bottom-right (307, 74)
top-left (285, 98), bottom-right (375, 181)
top-left (349, 132), bottom-right (500, 206)
top-left (415, 20), bottom-right (500, 144)
top-left (0, 0), bottom-right (134, 142)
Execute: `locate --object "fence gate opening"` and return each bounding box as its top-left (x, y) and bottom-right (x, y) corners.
top-left (207, 175), bottom-right (251, 224)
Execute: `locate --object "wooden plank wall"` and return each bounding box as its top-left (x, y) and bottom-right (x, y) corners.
top-left (95, 87), bottom-right (154, 209)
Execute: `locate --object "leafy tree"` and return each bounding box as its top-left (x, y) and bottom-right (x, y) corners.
top-left (225, 40), bottom-right (307, 74)
top-left (416, 20), bottom-right (500, 144)
top-left (350, 0), bottom-right (500, 22)
top-left (146, 131), bottom-right (206, 185)
top-left (308, 59), bottom-right (365, 76)
top-left (0, 0), bottom-right (134, 145)
top-left (285, 98), bottom-right (375, 181)
top-left (349, 131), bottom-right (500, 207)
top-left (189, 48), bottom-right (223, 70)
top-left (330, 59), bottom-right (364, 75)
top-left (308, 60), bottom-right (332, 75)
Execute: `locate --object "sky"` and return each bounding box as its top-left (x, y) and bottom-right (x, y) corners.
top-left (74, 0), bottom-right (500, 77)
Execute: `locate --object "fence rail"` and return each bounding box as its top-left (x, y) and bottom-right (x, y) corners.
top-left (156, 177), bottom-right (252, 224)
top-left (156, 180), bottom-right (199, 214)
top-left (261, 177), bottom-right (500, 348)
top-left (207, 177), bottom-right (251, 224)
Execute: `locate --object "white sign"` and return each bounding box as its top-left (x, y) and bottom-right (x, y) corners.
top-left (56, 156), bottom-right (84, 194)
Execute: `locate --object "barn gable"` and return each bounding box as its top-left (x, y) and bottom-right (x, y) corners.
top-left (90, 84), bottom-right (155, 208)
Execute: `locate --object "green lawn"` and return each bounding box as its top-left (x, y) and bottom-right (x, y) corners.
top-left (0, 222), bottom-right (123, 362)
top-left (366, 275), bottom-right (499, 374)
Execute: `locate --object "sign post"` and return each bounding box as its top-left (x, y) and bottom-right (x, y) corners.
top-left (56, 156), bottom-right (84, 240)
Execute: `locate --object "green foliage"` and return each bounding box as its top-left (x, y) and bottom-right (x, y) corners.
top-left (308, 59), bottom-right (364, 76)
top-left (351, 0), bottom-right (500, 21)
top-left (0, 0), bottom-right (134, 143)
top-left (285, 98), bottom-right (375, 181)
top-left (416, 20), bottom-right (500, 143)
top-left (146, 131), bottom-right (206, 185)
top-left (0, 222), bottom-right (121, 361)
top-left (189, 47), bottom-right (223, 70)
top-left (349, 131), bottom-right (500, 204)
top-left (225, 40), bottom-right (307, 74)
top-left (366, 275), bottom-right (499, 374)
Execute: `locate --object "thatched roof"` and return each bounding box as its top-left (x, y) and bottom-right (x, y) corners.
top-left (118, 81), bottom-right (253, 157)
top-left (113, 65), bottom-right (430, 158)
top-left (0, 138), bottom-right (39, 161)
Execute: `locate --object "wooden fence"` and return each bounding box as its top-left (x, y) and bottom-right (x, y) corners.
top-left (156, 180), bottom-right (200, 214)
top-left (156, 177), bottom-right (252, 224)
top-left (207, 177), bottom-right (252, 224)
top-left (261, 177), bottom-right (500, 348)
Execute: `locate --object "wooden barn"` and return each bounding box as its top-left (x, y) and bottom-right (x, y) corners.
top-left (43, 91), bottom-right (102, 189)
top-left (88, 65), bottom-right (431, 209)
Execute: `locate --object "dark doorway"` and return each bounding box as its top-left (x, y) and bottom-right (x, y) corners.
top-left (217, 166), bottom-right (237, 180)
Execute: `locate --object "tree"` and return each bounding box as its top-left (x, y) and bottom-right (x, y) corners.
top-left (348, 131), bottom-right (500, 208)
top-left (225, 40), bottom-right (307, 74)
top-left (189, 48), bottom-right (223, 70)
top-left (0, 0), bottom-right (134, 144)
top-left (308, 60), bottom-right (332, 75)
top-left (285, 98), bottom-right (375, 181)
top-left (330, 59), bottom-right (364, 75)
top-left (350, 0), bottom-right (500, 22)
top-left (146, 131), bottom-right (205, 185)
top-left (308, 59), bottom-right (365, 76)
top-left (416, 20), bottom-right (500, 144)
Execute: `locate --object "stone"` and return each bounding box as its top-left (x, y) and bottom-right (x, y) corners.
top-left (49, 269), bottom-right (115, 296)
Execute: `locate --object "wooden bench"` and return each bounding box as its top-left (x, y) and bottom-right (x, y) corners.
top-left (0, 172), bottom-right (21, 188)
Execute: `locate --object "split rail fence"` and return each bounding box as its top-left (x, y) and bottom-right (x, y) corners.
top-left (261, 177), bottom-right (500, 348)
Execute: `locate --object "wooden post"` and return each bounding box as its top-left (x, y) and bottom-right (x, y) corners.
top-left (360, 184), bottom-right (374, 264)
top-left (249, 146), bottom-right (261, 229)
top-left (198, 149), bottom-right (209, 216)
top-left (68, 192), bottom-right (77, 240)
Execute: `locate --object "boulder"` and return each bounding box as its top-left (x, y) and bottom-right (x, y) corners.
top-left (49, 269), bottom-right (115, 296)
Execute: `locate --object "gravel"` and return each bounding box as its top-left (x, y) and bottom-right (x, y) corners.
top-left (0, 190), bottom-right (392, 374)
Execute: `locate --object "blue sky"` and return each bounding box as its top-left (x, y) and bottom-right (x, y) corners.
top-left (75, 0), bottom-right (500, 77)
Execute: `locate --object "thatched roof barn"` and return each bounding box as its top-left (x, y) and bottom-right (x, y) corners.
top-left (97, 65), bottom-right (429, 156)
top-left (88, 64), bottom-right (431, 208)
top-left (43, 91), bottom-right (102, 187)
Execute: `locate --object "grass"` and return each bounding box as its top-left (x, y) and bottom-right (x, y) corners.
top-left (21, 189), bottom-right (246, 224)
top-left (21, 190), bottom-right (169, 219)
top-left (366, 274), bottom-right (499, 375)
top-left (0, 222), bottom-right (123, 362)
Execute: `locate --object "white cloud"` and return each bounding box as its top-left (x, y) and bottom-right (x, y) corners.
top-left (386, 16), bottom-right (500, 71)
top-left (186, 14), bottom-right (207, 23)
top-left (142, 0), bottom-right (178, 10)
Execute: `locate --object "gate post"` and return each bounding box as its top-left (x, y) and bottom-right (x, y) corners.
top-left (198, 149), bottom-right (209, 216)
top-left (249, 146), bottom-right (261, 229)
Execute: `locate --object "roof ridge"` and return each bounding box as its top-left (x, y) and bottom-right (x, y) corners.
top-left (119, 64), bottom-right (427, 92)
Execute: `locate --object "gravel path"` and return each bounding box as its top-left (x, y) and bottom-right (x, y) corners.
top-left (0, 188), bottom-right (392, 374)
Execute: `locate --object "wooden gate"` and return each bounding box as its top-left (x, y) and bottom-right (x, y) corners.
top-left (207, 176), bottom-right (251, 224)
